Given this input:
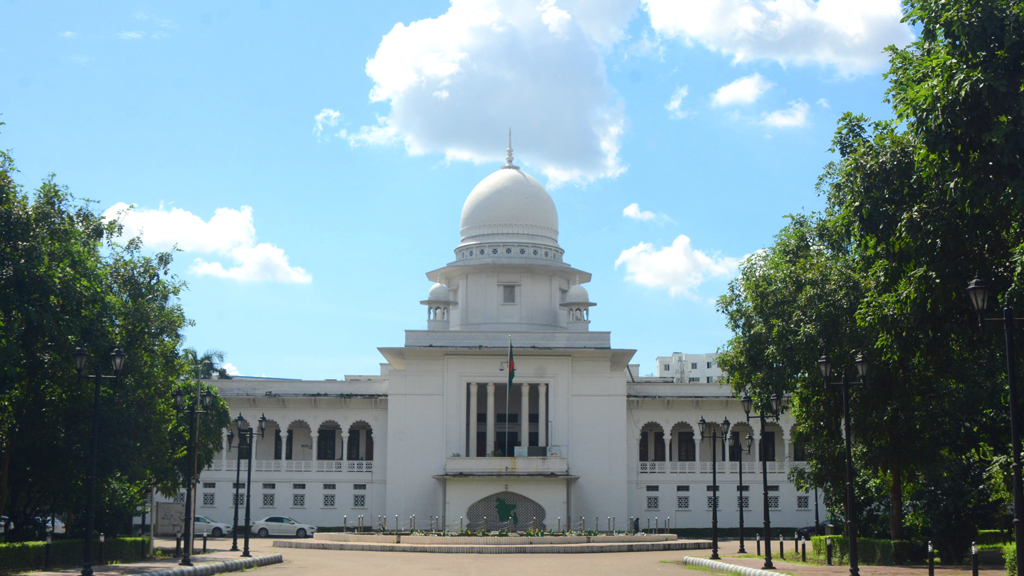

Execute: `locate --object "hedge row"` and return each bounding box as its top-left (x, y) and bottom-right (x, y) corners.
top-left (0, 537), bottom-right (148, 575)
top-left (978, 530), bottom-right (1012, 546)
top-left (810, 535), bottom-right (924, 566)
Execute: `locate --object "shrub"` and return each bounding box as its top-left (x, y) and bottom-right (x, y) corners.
top-left (809, 536), bottom-right (922, 566)
top-left (978, 530), bottom-right (1011, 546)
top-left (0, 537), bottom-right (148, 575)
top-left (1006, 544), bottom-right (1016, 576)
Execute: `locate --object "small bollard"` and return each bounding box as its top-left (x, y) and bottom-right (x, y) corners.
top-left (484, 516), bottom-right (488, 532)
top-left (928, 541), bottom-right (935, 576)
top-left (395, 515), bottom-right (399, 533)
top-left (344, 515), bottom-right (348, 531)
top-left (613, 517), bottom-right (616, 533)
top-left (779, 534), bottom-right (785, 560)
top-left (533, 516), bottom-right (537, 531)
top-left (203, 530), bottom-right (208, 553)
top-left (802, 540), bottom-right (807, 562)
top-left (98, 533), bottom-right (105, 565)
top-left (647, 517), bottom-right (651, 531)
top-left (972, 542), bottom-right (979, 576)
top-left (756, 533), bottom-right (761, 556)
top-left (607, 517), bottom-right (611, 533)
top-left (826, 536), bottom-right (833, 565)
top-left (557, 517), bottom-right (561, 532)
top-left (44, 535), bottom-right (52, 570)
top-left (460, 516), bottom-right (463, 532)
top-left (175, 531), bottom-right (182, 557)
top-left (629, 516), bottom-right (633, 534)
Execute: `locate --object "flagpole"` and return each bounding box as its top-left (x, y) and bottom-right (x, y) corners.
top-left (505, 336), bottom-right (511, 457)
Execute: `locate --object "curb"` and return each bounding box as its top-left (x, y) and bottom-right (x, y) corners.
top-left (139, 553), bottom-right (283, 576)
top-left (682, 556), bottom-right (781, 576)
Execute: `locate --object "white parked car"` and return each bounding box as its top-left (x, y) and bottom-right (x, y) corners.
top-left (34, 517), bottom-right (65, 534)
top-left (251, 516), bottom-right (316, 538)
top-left (194, 516), bottom-right (233, 538)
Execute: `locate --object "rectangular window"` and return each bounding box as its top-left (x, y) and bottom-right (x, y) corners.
top-left (646, 496), bottom-right (659, 510)
top-left (768, 485), bottom-right (779, 492)
top-left (677, 496), bottom-right (690, 509)
top-left (768, 495), bottom-right (780, 509)
top-left (797, 495), bottom-right (810, 509)
top-left (353, 494), bottom-right (366, 508)
top-left (262, 493), bottom-right (275, 507)
top-left (560, 289), bottom-right (568, 303)
top-left (646, 485), bottom-right (659, 492)
top-left (739, 495), bottom-right (750, 509)
top-left (691, 363), bottom-right (698, 370)
top-left (353, 484), bottom-right (367, 490)
top-left (202, 493), bottom-right (215, 507)
top-left (203, 482), bottom-right (216, 489)
top-left (676, 485), bottom-right (690, 492)
top-left (274, 429), bottom-right (283, 460)
top-left (232, 483), bottom-right (245, 489)
top-left (502, 284), bottom-right (516, 304)
top-left (707, 376), bottom-right (714, 383)
top-left (263, 483), bottom-right (276, 490)
top-left (761, 432), bottom-right (777, 462)
top-left (318, 429), bottom-right (337, 460)
top-left (736, 485), bottom-right (749, 492)
top-left (707, 361), bottom-right (712, 369)
top-left (173, 493), bottom-right (186, 503)
top-left (663, 364), bottom-right (671, 371)
top-left (234, 494), bottom-right (245, 507)
top-left (293, 494), bottom-right (305, 508)
top-left (293, 483), bottom-right (306, 490)
top-left (323, 484), bottom-right (336, 490)
top-left (706, 485), bottom-right (719, 491)
top-left (676, 432), bottom-right (695, 462)
top-left (707, 495), bottom-right (719, 510)
top-left (323, 494), bottom-right (336, 508)
top-left (689, 377), bottom-right (700, 383)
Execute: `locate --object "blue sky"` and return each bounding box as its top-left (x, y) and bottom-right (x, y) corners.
top-left (0, 0), bottom-right (911, 378)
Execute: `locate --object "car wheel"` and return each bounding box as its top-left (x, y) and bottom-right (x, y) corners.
top-left (258, 528), bottom-right (269, 538)
top-left (296, 528), bottom-right (307, 538)
top-left (212, 528), bottom-right (223, 538)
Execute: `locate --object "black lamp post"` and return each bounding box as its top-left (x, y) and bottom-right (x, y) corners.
top-left (74, 345), bottom-right (126, 576)
top-left (730, 430), bottom-right (754, 553)
top-left (967, 277), bottom-right (1023, 576)
top-left (171, 378), bottom-right (215, 566)
top-left (228, 427), bottom-right (242, 552)
top-left (699, 416), bottom-right (730, 560)
top-left (227, 413), bottom-right (266, 557)
top-left (818, 352), bottom-right (869, 576)
top-left (743, 393), bottom-right (782, 570)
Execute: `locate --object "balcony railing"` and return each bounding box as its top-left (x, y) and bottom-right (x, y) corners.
top-left (209, 459), bottom-right (372, 473)
top-left (638, 461), bottom-right (790, 474)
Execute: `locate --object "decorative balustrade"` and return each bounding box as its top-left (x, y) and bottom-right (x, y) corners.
top-left (638, 462), bottom-right (665, 474)
top-left (639, 460), bottom-right (789, 474)
top-left (209, 459), bottom-right (372, 473)
top-left (668, 462), bottom-right (696, 473)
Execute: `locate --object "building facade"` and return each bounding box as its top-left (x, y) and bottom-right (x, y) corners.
top-left (179, 147), bottom-right (820, 534)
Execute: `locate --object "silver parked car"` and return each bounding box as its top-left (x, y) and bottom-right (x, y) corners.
top-left (251, 516), bottom-right (316, 538)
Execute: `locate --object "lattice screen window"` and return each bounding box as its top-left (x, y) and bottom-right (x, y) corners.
top-left (202, 493), bottom-right (215, 506)
top-left (353, 494), bottom-right (366, 508)
top-left (502, 285), bottom-right (516, 304)
top-left (203, 482), bottom-right (216, 489)
top-left (646, 496), bottom-right (659, 510)
top-left (323, 494), bottom-right (336, 508)
top-left (293, 494), bottom-right (305, 507)
top-left (738, 496), bottom-right (750, 509)
top-left (677, 496), bottom-right (690, 510)
top-left (797, 495), bottom-right (810, 509)
top-left (173, 493), bottom-right (186, 503)
top-left (262, 494), bottom-right (275, 507)
top-left (768, 495), bottom-right (780, 509)
top-left (707, 496), bottom-right (719, 510)
top-left (233, 494), bottom-right (245, 507)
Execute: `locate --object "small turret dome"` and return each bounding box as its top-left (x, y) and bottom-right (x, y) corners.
top-left (426, 282), bottom-right (450, 302)
top-left (565, 283), bottom-right (590, 303)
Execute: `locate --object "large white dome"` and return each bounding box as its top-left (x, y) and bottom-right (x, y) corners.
top-left (458, 167), bottom-right (559, 248)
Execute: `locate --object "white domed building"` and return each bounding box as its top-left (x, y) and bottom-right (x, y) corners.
top-left (181, 144), bottom-right (817, 536)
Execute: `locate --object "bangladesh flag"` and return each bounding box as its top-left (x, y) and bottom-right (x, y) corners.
top-left (507, 338), bottom-right (515, 387)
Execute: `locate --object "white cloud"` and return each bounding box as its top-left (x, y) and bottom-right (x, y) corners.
top-left (103, 203), bottom-right (311, 284)
top-left (134, 11), bottom-right (175, 28)
top-left (642, 0), bottom-right (913, 76)
top-left (615, 234), bottom-right (739, 298)
top-left (711, 73), bottom-right (772, 107)
top-left (623, 203), bottom-right (657, 221)
top-left (60, 31), bottom-right (76, 38)
top-left (665, 85), bottom-right (690, 119)
top-left (762, 100), bottom-right (810, 128)
top-left (116, 31), bottom-right (144, 40)
top-left (352, 0), bottom-right (630, 187)
top-left (817, 98), bottom-right (831, 109)
top-left (221, 363), bottom-right (241, 376)
top-left (313, 109), bottom-right (342, 141)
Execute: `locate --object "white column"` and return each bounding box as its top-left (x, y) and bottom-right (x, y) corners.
top-left (469, 383), bottom-right (479, 457)
top-left (537, 383), bottom-right (547, 448)
top-left (486, 383), bottom-right (496, 456)
top-left (341, 432), bottom-right (348, 461)
top-left (312, 433), bottom-right (318, 462)
top-left (782, 428), bottom-right (791, 463)
top-left (221, 430), bottom-right (229, 467)
top-left (520, 383), bottom-right (529, 448)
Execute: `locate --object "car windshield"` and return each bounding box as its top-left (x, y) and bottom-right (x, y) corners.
top-left (284, 518), bottom-right (297, 524)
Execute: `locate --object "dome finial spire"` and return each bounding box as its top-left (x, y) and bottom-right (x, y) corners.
top-left (502, 128), bottom-right (519, 170)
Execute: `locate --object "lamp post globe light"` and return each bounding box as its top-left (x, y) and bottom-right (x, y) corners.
top-left (172, 370), bottom-right (216, 567)
top-left (818, 352), bottom-right (868, 576)
top-left (73, 345), bottom-right (126, 576)
top-left (699, 416), bottom-right (730, 560)
top-left (967, 276), bottom-right (1023, 576)
top-left (730, 429), bottom-right (754, 554)
top-left (742, 393), bottom-right (781, 570)
top-left (227, 413), bottom-right (266, 557)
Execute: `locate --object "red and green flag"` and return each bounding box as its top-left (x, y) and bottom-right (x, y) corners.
top-left (507, 338), bottom-right (515, 387)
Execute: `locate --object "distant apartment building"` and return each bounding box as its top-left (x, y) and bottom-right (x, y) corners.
top-left (655, 352), bottom-right (724, 384)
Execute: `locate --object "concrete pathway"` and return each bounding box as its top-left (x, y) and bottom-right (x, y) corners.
top-left (15, 540), bottom-right (274, 576)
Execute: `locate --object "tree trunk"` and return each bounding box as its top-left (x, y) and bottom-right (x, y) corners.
top-left (0, 437), bottom-right (12, 526)
top-left (889, 460), bottom-right (903, 540)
